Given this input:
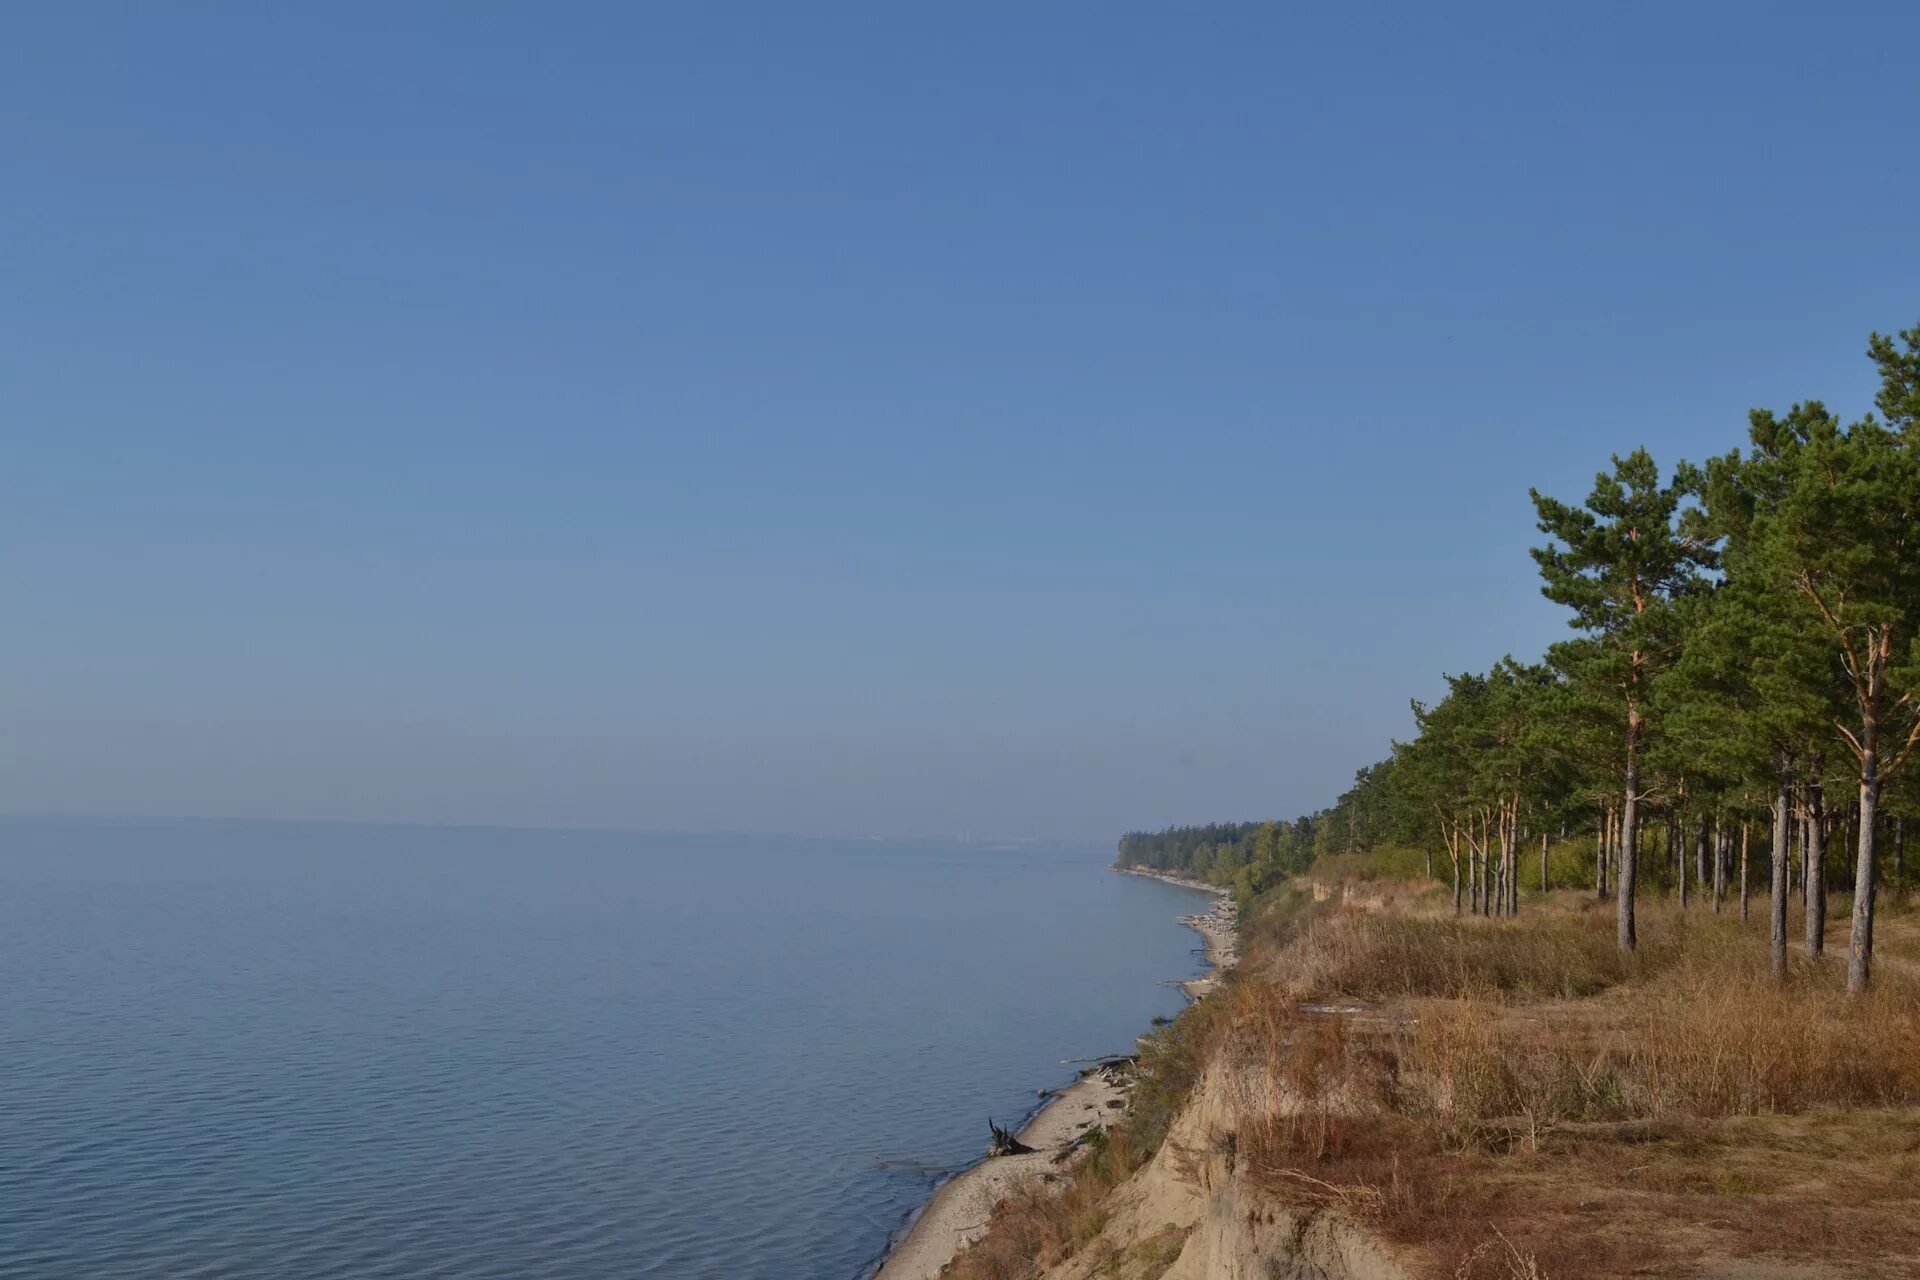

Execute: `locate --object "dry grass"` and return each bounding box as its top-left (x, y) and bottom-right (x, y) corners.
top-left (938, 1128), bottom-right (1139, 1280)
top-left (945, 887), bottom-right (1920, 1280)
top-left (1629, 963), bottom-right (1920, 1114)
top-left (1225, 895), bottom-right (1920, 1276)
top-left (1271, 904), bottom-right (1673, 1002)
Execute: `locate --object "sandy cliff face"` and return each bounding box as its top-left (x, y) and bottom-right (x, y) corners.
top-left (1033, 1065), bottom-right (1413, 1280)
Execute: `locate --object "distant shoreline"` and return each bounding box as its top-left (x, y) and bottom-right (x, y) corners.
top-left (1114, 866), bottom-right (1239, 996)
top-left (868, 866), bottom-right (1236, 1280)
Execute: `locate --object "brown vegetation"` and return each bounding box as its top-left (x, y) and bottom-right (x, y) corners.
top-left (942, 884), bottom-right (1920, 1280)
top-left (1225, 892), bottom-right (1920, 1276)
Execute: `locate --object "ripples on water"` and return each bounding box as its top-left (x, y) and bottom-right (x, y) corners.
top-left (0, 818), bottom-right (1210, 1278)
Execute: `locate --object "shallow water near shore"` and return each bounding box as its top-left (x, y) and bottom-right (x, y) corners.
top-left (0, 817), bottom-right (1211, 1279)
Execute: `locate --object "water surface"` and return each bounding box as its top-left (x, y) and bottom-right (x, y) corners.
top-left (0, 818), bottom-right (1209, 1278)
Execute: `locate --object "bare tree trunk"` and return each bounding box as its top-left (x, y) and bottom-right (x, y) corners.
top-left (1799, 809), bottom-right (1811, 909)
top-left (1596, 806), bottom-right (1611, 900)
top-left (1441, 815), bottom-right (1462, 916)
top-left (1512, 835), bottom-right (1520, 914)
top-left (1466, 821), bottom-right (1482, 921)
top-left (1619, 749), bottom-right (1640, 952)
top-left (1848, 706), bottom-right (1882, 995)
top-left (1483, 812), bottom-right (1496, 918)
top-left (1540, 828), bottom-right (1550, 895)
top-left (1791, 809), bottom-right (1802, 894)
top-left (1676, 811), bottom-right (1689, 910)
top-left (1467, 831), bottom-right (1477, 915)
top-left (1704, 821), bottom-right (1720, 901)
top-left (1490, 811), bottom-right (1501, 918)
top-left (1501, 803), bottom-right (1518, 917)
top-left (1739, 821), bottom-right (1750, 923)
top-left (1712, 818), bottom-right (1726, 913)
top-left (1491, 810), bottom-right (1503, 918)
top-left (1772, 772), bottom-right (1790, 981)
top-left (1805, 777), bottom-right (1827, 958)
top-left (1469, 825), bottom-right (1481, 916)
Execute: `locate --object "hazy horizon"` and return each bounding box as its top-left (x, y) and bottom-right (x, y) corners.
top-left (0, 810), bottom-right (1111, 848)
top-left (7, 4), bottom-right (1917, 841)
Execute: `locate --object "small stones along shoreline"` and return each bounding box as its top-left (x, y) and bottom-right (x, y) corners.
top-left (1116, 865), bottom-right (1240, 998)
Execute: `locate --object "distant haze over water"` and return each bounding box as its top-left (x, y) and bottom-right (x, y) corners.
top-left (0, 817), bottom-right (1210, 1278)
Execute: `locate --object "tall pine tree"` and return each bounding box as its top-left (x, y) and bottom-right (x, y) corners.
top-left (1532, 450), bottom-right (1714, 950)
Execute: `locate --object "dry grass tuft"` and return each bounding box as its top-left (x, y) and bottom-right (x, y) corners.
top-left (939, 1128), bottom-right (1140, 1280)
top-left (1227, 897), bottom-right (1920, 1277)
top-left (1274, 910), bottom-right (1645, 1002)
top-left (1628, 962), bottom-right (1920, 1115)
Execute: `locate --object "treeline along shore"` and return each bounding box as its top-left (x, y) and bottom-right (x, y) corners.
top-left (927, 323), bottom-right (1920, 1280)
top-left (1125, 321), bottom-right (1920, 993)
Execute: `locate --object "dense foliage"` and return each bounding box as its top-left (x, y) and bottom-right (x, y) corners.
top-left (1116, 819), bottom-right (1322, 901)
top-left (1118, 323), bottom-right (1920, 990)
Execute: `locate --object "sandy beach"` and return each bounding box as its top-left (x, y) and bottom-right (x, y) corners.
top-left (871, 869), bottom-right (1237, 1280)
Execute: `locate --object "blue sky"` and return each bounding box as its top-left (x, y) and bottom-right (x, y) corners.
top-left (4, 3), bottom-right (1917, 840)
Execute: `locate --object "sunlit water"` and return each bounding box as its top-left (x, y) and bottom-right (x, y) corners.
top-left (0, 818), bottom-right (1209, 1278)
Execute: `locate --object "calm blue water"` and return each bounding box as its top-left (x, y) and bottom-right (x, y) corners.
top-left (0, 818), bottom-right (1209, 1279)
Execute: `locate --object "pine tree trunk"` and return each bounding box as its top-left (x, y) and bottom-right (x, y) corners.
top-left (1789, 817), bottom-right (1804, 905)
top-left (1676, 811), bottom-right (1688, 909)
top-left (1739, 821), bottom-right (1750, 923)
top-left (1848, 708), bottom-right (1881, 995)
top-left (1712, 818), bottom-right (1726, 913)
top-left (1501, 809), bottom-right (1518, 917)
top-left (1704, 821), bottom-right (1720, 901)
top-left (1791, 810), bottom-right (1802, 893)
top-left (1805, 778), bottom-right (1827, 958)
top-left (1596, 807), bottom-right (1610, 900)
top-left (1469, 833), bottom-right (1480, 915)
top-left (1772, 773), bottom-right (1790, 981)
top-left (1618, 751), bottom-right (1640, 952)
top-left (1483, 814), bottom-right (1496, 918)
top-left (1488, 835), bottom-right (1498, 917)
top-left (1511, 834), bottom-right (1520, 915)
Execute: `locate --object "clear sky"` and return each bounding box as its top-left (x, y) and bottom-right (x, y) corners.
top-left (4, 4), bottom-right (1917, 841)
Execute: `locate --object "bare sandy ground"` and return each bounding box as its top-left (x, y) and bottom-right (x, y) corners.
top-left (871, 869), bottom-right (1239, 1280)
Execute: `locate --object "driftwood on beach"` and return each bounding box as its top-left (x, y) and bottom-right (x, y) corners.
top-left (986, 1120), bottom-right (1036, 1157)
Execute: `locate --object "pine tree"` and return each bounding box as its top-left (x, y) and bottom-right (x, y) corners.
top-left (1746, 328), bottom-right (1920, 991)
top-left (1532, 450), bottom-right (1714, 950)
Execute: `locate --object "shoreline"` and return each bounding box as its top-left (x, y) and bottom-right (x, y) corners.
top-left (1115, 866), bottom-right (1238, 996)
top-left (868, 867), bottom-right (1236, 1280)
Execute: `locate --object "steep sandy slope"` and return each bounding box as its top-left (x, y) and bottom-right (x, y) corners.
top-left (1033, 1064), bottom-right (1415, 1280)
